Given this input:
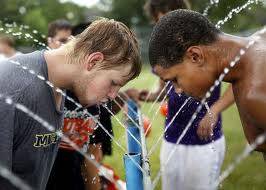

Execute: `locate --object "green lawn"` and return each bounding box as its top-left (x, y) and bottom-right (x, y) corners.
top-left (104, 66), bottom-right (266, 190)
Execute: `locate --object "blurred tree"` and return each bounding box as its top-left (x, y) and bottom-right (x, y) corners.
top-left (101, 0), bottom-right (149, 27)
top-left (190, 0), bottom-right (266, 33)
top-left (98, 0), bottom-right (266, 31)
top-left (0, 0), bottom-right (88, 49)
top-left (1, 0), bottom-right (266, 51)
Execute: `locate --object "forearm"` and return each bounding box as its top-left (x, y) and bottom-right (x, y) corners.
top-left (210, 84), bottom-right (234, 114)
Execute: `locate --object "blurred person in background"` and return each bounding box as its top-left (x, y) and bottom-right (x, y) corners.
top-left (0, 34), bottom-right (21, 59)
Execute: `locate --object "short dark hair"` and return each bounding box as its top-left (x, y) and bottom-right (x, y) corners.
top-left (72, 21), bottom-right (92, 36)
top-left (144, 0), bottom-right (190, 20)
top-left (149, 9), bottom-right (221, 68)
top-left (48, 19), bottom-right (72, 37)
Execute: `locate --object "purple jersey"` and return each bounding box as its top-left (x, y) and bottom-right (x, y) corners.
top-left (165, 85), bottom-right (222, 145)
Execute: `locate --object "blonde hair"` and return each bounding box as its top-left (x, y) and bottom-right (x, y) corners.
top-left (69, 18), bottom-right (141, 80)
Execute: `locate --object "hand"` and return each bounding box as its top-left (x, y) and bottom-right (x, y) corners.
top-left (88, 143), bottom-right (103, 162)
top-left (197, 111), bottom-right (219, 140)
top-left (139, 89), bottom-right (149, 101)
top-left (124, 88), bottom-right (140, 103)
top-left (139, 89), bottom-right (157, 102)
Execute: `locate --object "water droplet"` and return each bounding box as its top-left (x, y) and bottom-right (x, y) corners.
top-left (38, 75), bottom-right (45, 81)
top-left (5, 98), bottom-right (13, 105)
top-left (92, 176), bottom-right (97, 184)
top-left (206, 92), bottom-right (211, 98)
top-left (255, 135), bottom-right (265, 145)
top-left (215, 80), bottom-right (220, 86)
top-left (224, 68), bottom-right (229, 74)
top-left (229, 61), bottom-right (234, 67)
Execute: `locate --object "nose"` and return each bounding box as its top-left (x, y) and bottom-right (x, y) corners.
top-left (107, 87), bottom-right (120, 100)
top-left (173, 84), bottom-right (183, 94)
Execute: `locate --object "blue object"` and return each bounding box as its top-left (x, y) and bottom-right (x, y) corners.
top-left (127, 100), bottom-right (141, 153)
top-left (127, 125), bottom-right (141, 153)
top-left (127, 99), bottom-right (138, 121)
top-left (124, 153), bottom-right (144, 190)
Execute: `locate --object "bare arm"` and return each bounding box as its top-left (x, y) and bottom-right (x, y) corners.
top-left (242, 88), bottom-right (266, 152)
top-left (210, 84), bottom-right (235, 115)
top-left (111, 89), bottom-right (140, 115)
top-left (139, 79), bottom-right (167, 102)
top-left (197, 85), bottom-right (235, 140)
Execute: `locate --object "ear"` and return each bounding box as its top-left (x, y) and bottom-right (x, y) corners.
top-left (84, 52), bottom-right (104, 71)
top-left (185, 46), bottom-right (205, 67)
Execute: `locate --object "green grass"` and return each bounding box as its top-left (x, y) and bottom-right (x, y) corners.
top-left (103, 66), bottom-right (266, 190)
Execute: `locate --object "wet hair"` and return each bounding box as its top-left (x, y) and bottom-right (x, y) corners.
top-left (0, 35), bottom-right (15, 47)
top-left (144, 0), bottom-right (190, 21)
top-left (48, 19), bottom-right (72, 37)
top-left (69, 18), bottom-right (141, 80)
top-left (149, 9), bottom-right (221, 68)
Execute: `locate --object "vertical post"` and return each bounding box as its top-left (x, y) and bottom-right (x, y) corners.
top-left (126, 100), bottom-right (141, 153)
top-left (124, 153), bottom-right (143, 190)
top-left (123, 100), bottom-right (152, 190)
top-left (123, 100), bottom-right (143, 190)
top-left (138, 109), bottom-right (152, 190)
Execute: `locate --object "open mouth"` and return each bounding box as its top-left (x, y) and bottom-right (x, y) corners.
top-left (100, 101), bottom-right (109, 107)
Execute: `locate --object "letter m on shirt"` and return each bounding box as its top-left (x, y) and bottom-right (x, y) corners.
top-left (33, 134), bottom-right (50, 147)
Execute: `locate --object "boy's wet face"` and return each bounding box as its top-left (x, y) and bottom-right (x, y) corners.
top-left (73, 64), bottom-right (132, 107)
top-left (153, 58), bottom-right (215, 99)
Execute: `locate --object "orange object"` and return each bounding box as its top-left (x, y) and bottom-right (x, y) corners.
top-left (160, 102), bottom-right (168, 117)
top-left (143, 115), bottom-right (151, 137)
top-left (61, 116), bottom-right (96, 149)
top-left (99, 164), bottom-right (126, 190)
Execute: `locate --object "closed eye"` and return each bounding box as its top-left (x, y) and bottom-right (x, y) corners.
top-left (111, 80), bottom-right (117, 86)
top-left (111, 80), bottom-right (122, 87)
